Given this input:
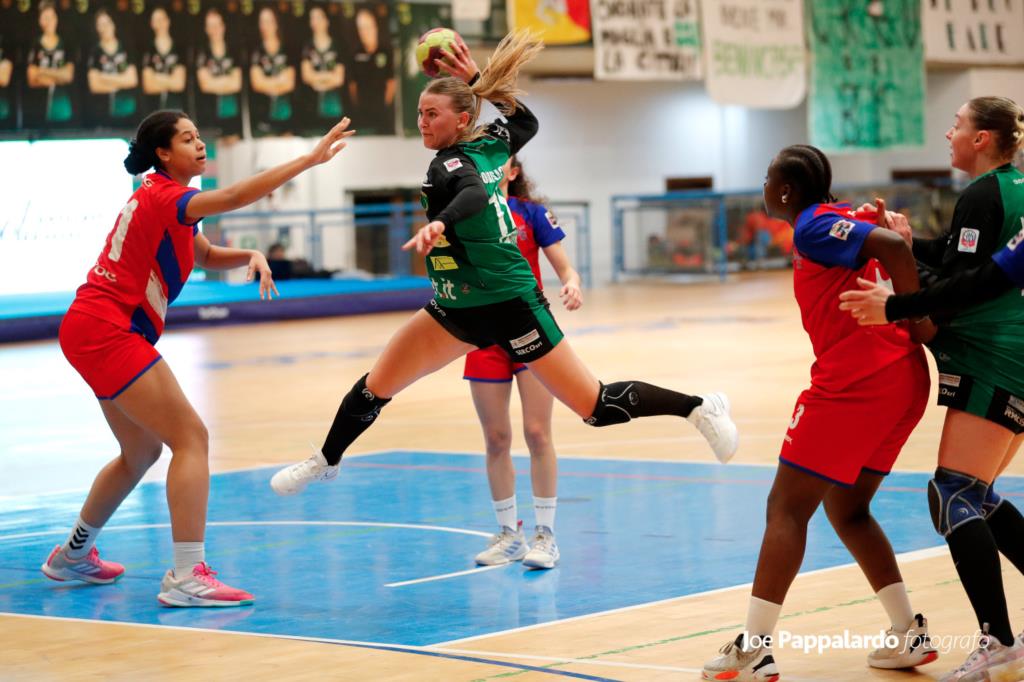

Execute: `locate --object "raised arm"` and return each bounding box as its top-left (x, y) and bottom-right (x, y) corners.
top-left (185, 117), bottom-right (353, 221)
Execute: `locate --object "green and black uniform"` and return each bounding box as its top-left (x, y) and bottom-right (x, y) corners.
top-left (195, 42), bottom-right (243, 137)
top-left (250, 44), bottom-right (293, 136)
top-left (142, 43), bottom-right (185, 111)
top-left (421, 100), bottom-right (564, 362)
top-left (302, 38), bottom-right (344, 120)
top-left (26, 36), bottom-right (75, 124)
top-left (86, 40), bottom-right (137, 125)
top-left (912, 163), bottom-right (1024, 432)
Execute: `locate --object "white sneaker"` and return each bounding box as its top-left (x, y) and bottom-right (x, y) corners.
top-left (868, 613), bottom-right (939, 669)
top-left (940, 630), bottom-right (1024, 682)
top-left (270, 448), bottom-right (338, 496)
top-left (687, 392), bottom-right (739, 463)
top-left (702, 633), bottom-right (779, 681)
top-left (157, 563), bottom-right (254, 608)
top-left (523, 526), bottom-right (559, 569)
top-left (474, 522), bottom-right (528, 566)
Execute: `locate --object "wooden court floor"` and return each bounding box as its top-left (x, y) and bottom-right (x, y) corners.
top-left (2, 271), bottom-right (1022, 681)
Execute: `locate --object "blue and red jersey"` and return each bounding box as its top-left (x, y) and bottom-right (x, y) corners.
top-left (993, 225), bottom-right (1024, 288)
top-left (792, 203), bottom-right (917, 392)
top-left (507, 196), bottom-right (565, 287)
top-left (71, 171), bottom-right (200, 344)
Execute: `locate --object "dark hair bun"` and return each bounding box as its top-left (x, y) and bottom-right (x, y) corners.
top-left (123, 139), bottom-right (157, 175)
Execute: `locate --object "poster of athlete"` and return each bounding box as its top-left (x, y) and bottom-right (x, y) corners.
top-left (337, 1), bottom-right (395, 136)
top-left (395, 1), bottom-right (449, 137)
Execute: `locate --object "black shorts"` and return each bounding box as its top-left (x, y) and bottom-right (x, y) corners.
top-left (425, 288), bottom-right (565, 364)
top-left (937, 372), bottom-right (1024, 435)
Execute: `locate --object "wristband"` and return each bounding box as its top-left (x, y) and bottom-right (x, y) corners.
top-left (468, 72), bottom-right (481, 86)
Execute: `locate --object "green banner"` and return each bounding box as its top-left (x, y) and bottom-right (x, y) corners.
top-left (808, 1), bottom-right (925, 151)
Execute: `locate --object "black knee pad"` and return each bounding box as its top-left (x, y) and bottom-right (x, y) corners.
top-left (584, 382), bottom-right (637, 427)
top-left (342, 373), bottom-right (391, 422)
top-left (928, 467), bottom-right (987, 537)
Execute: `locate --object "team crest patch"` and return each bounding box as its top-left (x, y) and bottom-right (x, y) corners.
top-left (443, 158), bottom-right (463, 172)
top-left (545, 210), bottom-right (559, 226)
top-left (829, 219), bottom-right (854, 241)
top-left (958, 227), bottom-right (980, 253)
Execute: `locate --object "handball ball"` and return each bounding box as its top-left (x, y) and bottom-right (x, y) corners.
top-left (416, 28), bottom-right (461, 78)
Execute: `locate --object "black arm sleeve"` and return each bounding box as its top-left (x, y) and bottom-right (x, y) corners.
top-left (911, 236), bottom-right (947, 268)
top-left (435, 173), bottom-right (488, 230)
top-left (486, 99), bottom-right (538, 155)
top-left (885, 259), bottom-right (1015, 321)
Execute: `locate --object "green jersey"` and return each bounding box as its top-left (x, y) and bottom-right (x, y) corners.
top-left (926, 164), bottom-right (1024, 394)
top-left (420, 102), bottom-right (539, 308)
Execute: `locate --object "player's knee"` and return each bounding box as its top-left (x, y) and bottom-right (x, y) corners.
top-left (584, 382), bottom-right (635, 427)
top-left (341, 373), bottom-right (391, 421)
top-left (928, 467), bottom-right (987, 537)
top-left (823, 495), bottom-right (871, 529)
top-left (982, 484), bottom-right (1005, 519)
top-left (483, 428), bottom-right (512, 456)
top-left (522, 422), bottom-right (551, 451)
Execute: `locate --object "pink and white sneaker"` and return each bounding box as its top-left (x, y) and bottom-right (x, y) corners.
top-left (41, 545), bottom-right (125, 584)
top-left (157, 562), bottom-right (254, 607)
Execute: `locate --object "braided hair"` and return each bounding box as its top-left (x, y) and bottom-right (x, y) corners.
top-left (773, 144), bottom-right (838, 207)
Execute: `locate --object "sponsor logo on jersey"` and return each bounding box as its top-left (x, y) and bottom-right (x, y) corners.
top-left (435, 235), bottom-right (450, 247)
top-left (938, 373), bottom-right (962, 387)
top-left (430, 255), bottom-right (458, 271)
top-left (1007, 394), bottom-right (1024, 413)
top-left (1007, 224), bottom-right (1024, 251)
top-left (509, 329), bottom-right (541, 349)
top-left (430, 277), bottom-right (457, 300)
top-left (443, 158), bottom-right (463, 172)
top-left (545, 210), bottom-right (559, 226)
top-left (480, 167), bottom-right (504, 184)
top-left (829, 219), bottom-right (854, 241)
top-left (958, 227), bottom-right (980, 253)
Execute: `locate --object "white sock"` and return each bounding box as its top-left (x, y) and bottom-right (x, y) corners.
top-left (744, 596), bottom-right (782, 650)
top-left (493, 495), bottom-right (517, 531)
top-left (63, 517), bottom-right (101, 560)
top-left (173, 542), bottom-right (205, 578)
top-left (533, 496), bottom-right (557, 531)
top-left (876, 582), bottom-right (915, 631)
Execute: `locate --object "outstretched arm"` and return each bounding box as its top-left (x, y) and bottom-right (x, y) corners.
top-left (185, 117), bottom-right (354, 222)
top-left (194, 232), bottom-right (279, 300)
top-left (856, 227), bottom-right (937, 343)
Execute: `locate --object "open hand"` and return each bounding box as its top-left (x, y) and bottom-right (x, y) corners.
top-left (308, 117), bottom-right (356, 166)
top-left (436, 39), bottom-right (480, 84)
top-left (246, 252), bottom-right (280, 300)
top-left (402, 220), bottom-right (446, 255)
top-left (838, 277), bottom-right (892, 325)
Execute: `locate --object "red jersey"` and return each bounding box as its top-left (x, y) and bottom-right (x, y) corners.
top-left (793, 203), bottom-right (917, 392)
top-left (71, 171), bottom-right (200, 344)
top-left (507, 196), bottom-right (565, 287)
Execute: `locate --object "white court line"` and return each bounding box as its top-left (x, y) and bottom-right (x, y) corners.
top-left (386, 564), bottom-right (508, 588)
top-left (0, 520), bottom-right (492, 544)
top-left (430, 546), bottom-right (951, 647)
top-left (0, 612), bottom-right (825, 680)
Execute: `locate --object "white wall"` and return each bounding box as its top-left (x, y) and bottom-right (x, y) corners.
top-left (215, 67), bottom-right (1023, 284)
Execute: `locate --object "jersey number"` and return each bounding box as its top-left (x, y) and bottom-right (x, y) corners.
top-left (108, 198), bottom-right (139, 262)
top-left (488, 193), bottom-right (517, 244)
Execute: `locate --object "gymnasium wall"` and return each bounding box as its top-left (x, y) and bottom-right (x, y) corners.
top-left (197, 66), bottom-right (1024, 283)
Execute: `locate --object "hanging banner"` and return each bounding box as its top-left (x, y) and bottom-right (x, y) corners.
top-left (592, 0), bottom-right (701, 80)
top-left (507, 0), bottom-right (590, 45)
top-left (923, 0), bottom-right (1024, 64)
top-left (808, 1), bottom-right (925, 151)
top-left (702, 0), bottom-right (805, 108)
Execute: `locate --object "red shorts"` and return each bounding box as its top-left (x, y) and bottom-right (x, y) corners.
top-left (780, 349), bottom-right (930, 486)
top-left (59, 309), bottom-right (162, 400)
top-left (463, 344), bottom-right (528, 382)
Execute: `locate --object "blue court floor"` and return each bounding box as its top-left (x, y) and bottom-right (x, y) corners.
top-left (2, 451), bottom-right (1022, 647)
